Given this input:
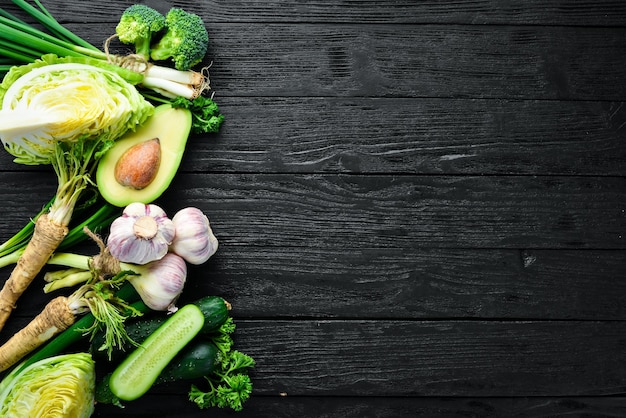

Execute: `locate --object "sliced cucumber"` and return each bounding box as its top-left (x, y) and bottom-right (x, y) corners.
top-left (108, 304), bottom-right (205, 401)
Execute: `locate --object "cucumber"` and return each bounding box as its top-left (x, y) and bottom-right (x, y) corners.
top-left (108, 303), bottom-right (205, 401)
top-left (195, 295), bottom-right (231, 334)
top-left (91, 295), bottom-right (229, 362)
top-left (155, 340), bottom-right (220, 384)
top-left (95, 340), bottom-right (220, 405)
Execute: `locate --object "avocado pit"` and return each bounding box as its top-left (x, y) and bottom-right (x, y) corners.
top-left (114, 138), bottom-right (161, 190)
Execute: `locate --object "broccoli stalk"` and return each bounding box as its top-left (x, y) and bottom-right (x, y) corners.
top-left (115, 4), bottom-right (166, 60)
top-left (150, 8), bottom-right (209, 71)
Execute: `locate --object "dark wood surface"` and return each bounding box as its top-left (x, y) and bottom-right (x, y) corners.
top-left (1, 1), bottom-right (625, 417)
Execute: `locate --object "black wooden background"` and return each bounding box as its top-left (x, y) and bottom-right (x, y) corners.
top-left (1, 1), bottom-right (625, 417)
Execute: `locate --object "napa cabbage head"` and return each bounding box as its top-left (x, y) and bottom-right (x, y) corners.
top-left (0, 353), bottom-right (96, 418)
top-left (0, 54), bottom-right (153, 165)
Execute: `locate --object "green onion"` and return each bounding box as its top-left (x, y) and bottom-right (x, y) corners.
top-left (11, 0), bottom-right (98, 50)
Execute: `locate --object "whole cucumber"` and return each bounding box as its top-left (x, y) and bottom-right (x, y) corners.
top-left (91, 295), bottom-right (230, 362)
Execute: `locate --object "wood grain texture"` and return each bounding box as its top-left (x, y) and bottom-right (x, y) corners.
top-left (88, 320), bottom-right (626, 397)
top-left (182, 97), bottom-right (626, 176)
top-left (0, 0), bottom-right (624, 416)
top-left (93, 395), bottom-right (626, 418)
top-left (192, 247), bottom-right (626, 320)
top-left (2, 172), bottom-right (624, 250)
top-left (6, 0), bottom-right (626, 26)
top-left (161, 173), bottom-right (626, 249)
top-left (203, 24), bottom-right (626, 100)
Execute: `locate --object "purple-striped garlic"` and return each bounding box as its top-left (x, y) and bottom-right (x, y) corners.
top-left (127, 252), bottom-right (187, 312)
top-left (107, 202), bottom-right (175, 265)
top-left (169, 207), bottom-right (218, 265)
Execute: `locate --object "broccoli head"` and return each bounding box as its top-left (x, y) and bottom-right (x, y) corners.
top-left (116, 4), bottom-right (166, 59)
top-left (150, 8), bottom-right (209, 71)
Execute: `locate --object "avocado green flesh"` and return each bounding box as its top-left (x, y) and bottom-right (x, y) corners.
top-left (96, 104), bottom-right (192, 207)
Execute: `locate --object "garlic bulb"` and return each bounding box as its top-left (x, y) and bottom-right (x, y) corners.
top-left (170, 207), bottom-right (218, 265)
top-left (127, 252), bottom-right (187, 312)
top-left (107, 202), bottom-right (175, 265)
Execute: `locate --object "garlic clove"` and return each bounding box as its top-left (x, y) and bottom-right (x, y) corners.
top-left (107, 202), bottom-right (175, 265)
top-left (128, 252), bottom-right (187, 312)
top-left (170, 207), bottom-right (219, 265)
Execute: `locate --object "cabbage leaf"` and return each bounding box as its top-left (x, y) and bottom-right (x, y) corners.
top-left (0, 353), bottom-right (96, 418)
top-left (0, 54), bottom-right (153, 165)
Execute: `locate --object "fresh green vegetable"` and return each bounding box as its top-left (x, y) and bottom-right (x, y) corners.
top-left (0, 56), bottom-right (152, 164)
top-left (91, 295), bottom-right (230, 362)
top-left (194, 296), bottom-right (232, 334)
top-left (150, 8), bottom-right (209, 71)
top-left (188, 317), bottom-right (255, 412)
top-left (157, 340), bottom-right (221, 383)
top-left (109, 303), bottom-right (205, 401)
top-left (0, 1), bottom-right (212, 99)
top-left (0, 270), bottom-right (147, 372)
top-left (95, 104), bottom-right (193, 207)
top-left (96, 340), bottom-right (221, 406)
top-left (116, 4), bottom-right (166, 59)
top-left (172, 95), bottom-right (225, 134)
top-left (0, 353), bottom-right (96, 417)
top-left (97, 308), bottom-right (254, 411)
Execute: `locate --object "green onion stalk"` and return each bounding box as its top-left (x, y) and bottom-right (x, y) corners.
top-left (0, 195), bottom-right (119, 270)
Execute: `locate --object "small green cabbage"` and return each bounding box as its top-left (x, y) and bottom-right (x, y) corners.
top-left (0, 54), bottom-right (153, 165)
top-left (0, 353), bottom-right (96, 417)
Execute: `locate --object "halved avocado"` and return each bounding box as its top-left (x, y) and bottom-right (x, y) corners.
top-left (96, 104), bottom-right (192, 207)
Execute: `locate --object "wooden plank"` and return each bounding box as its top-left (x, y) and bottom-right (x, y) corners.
top-left (160, 173), bottom-right (626, 249)
top-left (181, 97), bottom-right (626, 176)
top-left (92, 395), bottom-right (626, 417)
top-left (6, 1), bottom-right (626, 26)
top-left (2, 98), bottom-right (624, 176)
top-left (0, 172), bottom-right (623, 250)
top-left (88, 320), bottom-right (626, 397)
top-left (200, 24), bottom-right (626, 100)
top-left (236, 320), bottom-right (626, 397)
top-left (196, 247), bottom-right (626, 320)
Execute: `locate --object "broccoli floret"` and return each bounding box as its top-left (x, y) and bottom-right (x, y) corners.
top-left (116, 4), bottom-right (166, 59)
top-left (150, 8), bottom-right (209, 71)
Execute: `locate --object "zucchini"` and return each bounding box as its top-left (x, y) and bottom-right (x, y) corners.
top-left (108, 303), bottom-right (205, 401)
top-left (91, 295), bottom-right (230, 362)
